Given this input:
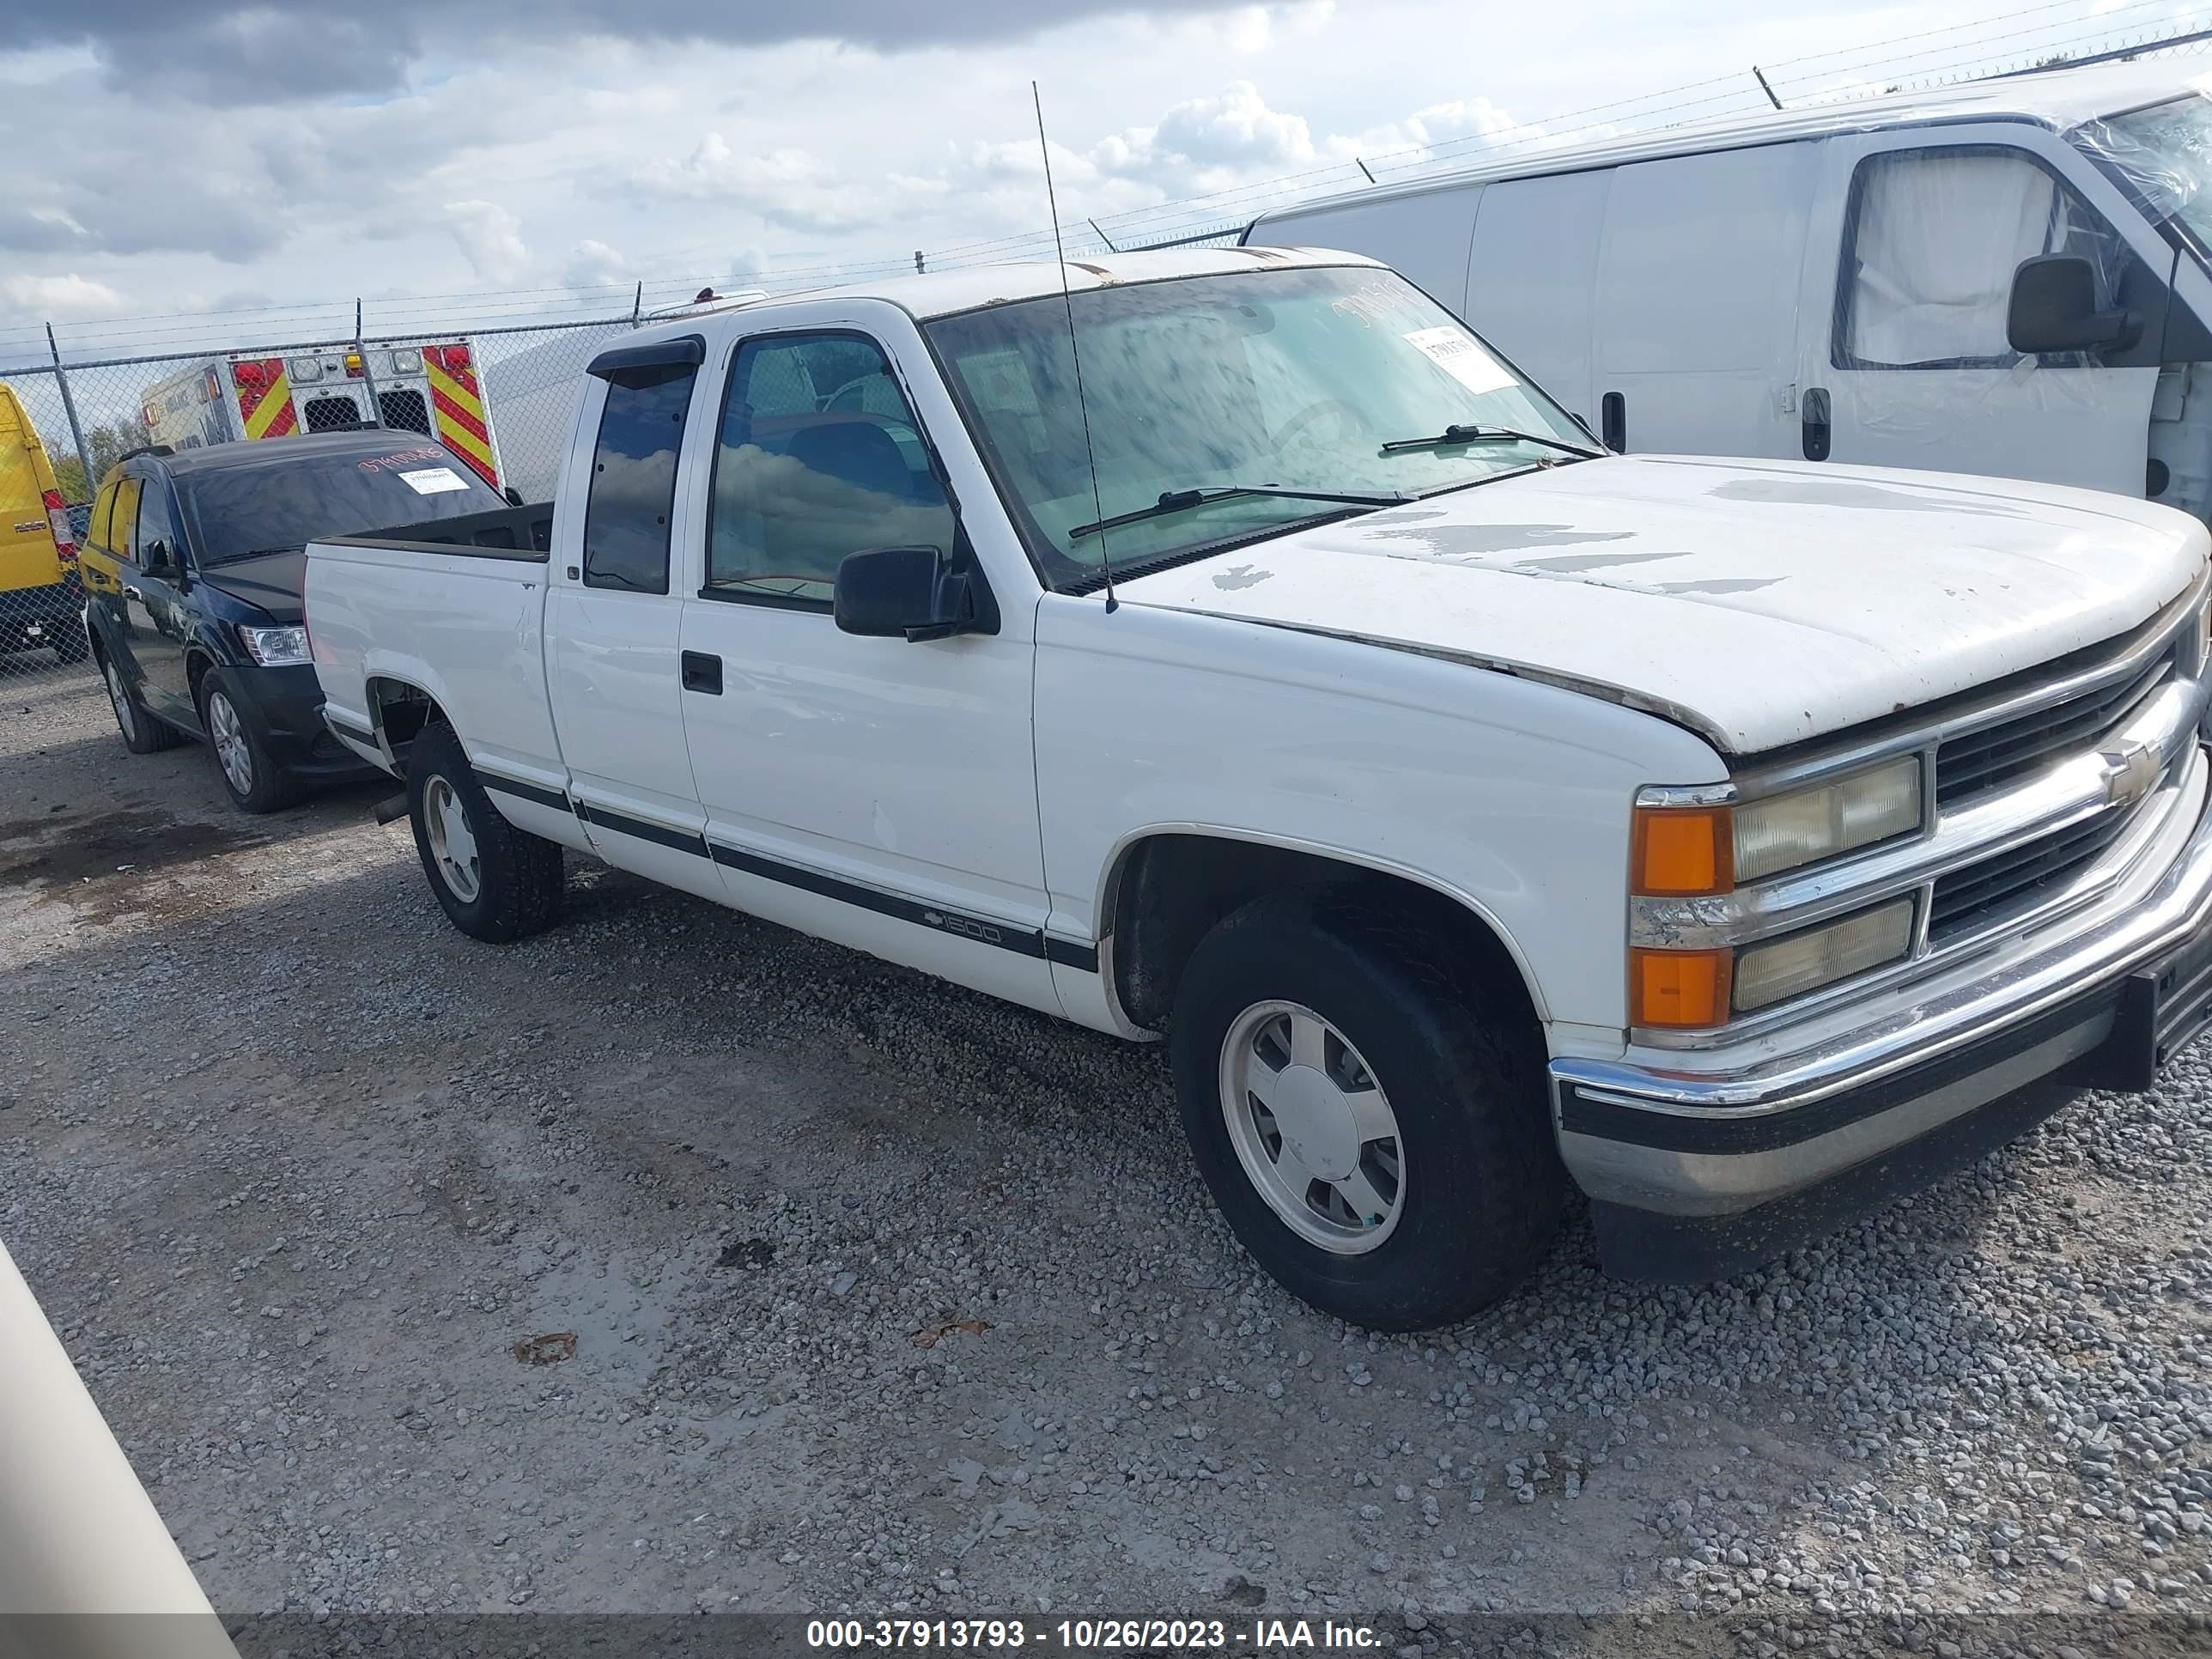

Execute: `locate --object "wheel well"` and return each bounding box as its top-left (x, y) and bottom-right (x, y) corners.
top-left (1107, 833), bottom-right (1540, 1035)
top-left (366, 678), bottom-right (446, 769)
top-left (185, 651), bottom-right (215, 706)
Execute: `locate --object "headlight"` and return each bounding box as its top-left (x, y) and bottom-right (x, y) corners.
top-left (1632, 757), bottom-right (1922, 896)
top-left (1733, 757), bottom-right (1922, 883)
top-left (238, 623), bottom-right (310, 667)
top-left (1732, 899), bottom-right (1915, 1013)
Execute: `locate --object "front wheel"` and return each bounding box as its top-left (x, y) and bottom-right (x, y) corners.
top-left (201, 672), bottom-right (298, 814)
top-left (406, 720), bottom-right (565, 942)
top-left (1169, 888), bottom-right (1563, 1331)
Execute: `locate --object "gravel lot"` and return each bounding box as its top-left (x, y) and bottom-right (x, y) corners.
top-left (6, 663), bottom-right (2212, 1655)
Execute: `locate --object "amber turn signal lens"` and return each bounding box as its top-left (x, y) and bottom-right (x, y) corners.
top-left (1630, 947), bottom-right (1734, 1029)
top-left (1630, 805), bottom-right (1735, 896)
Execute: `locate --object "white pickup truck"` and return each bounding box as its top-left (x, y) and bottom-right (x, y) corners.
top-left (307, 246), bottom-right (2212, 1331)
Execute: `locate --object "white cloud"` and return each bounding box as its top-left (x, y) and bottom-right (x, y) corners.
top-left (443, 199), bottom-right (532, 284)
top-left (1, 273), bottom-right (124, 319)
top-left (562, 238), bottom-right (634, 291)
top-left (632, 134), bottom-right (889, 234)
top-left (1094, 81), bottom-right (1321, 188)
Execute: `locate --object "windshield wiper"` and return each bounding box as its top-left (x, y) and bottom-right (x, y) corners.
top-left (1069, 484), bottom-right (1407, 542)
top-left (1378, 423), bottom-right (1601, 459)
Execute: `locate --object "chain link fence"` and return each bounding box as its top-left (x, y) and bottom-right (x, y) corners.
top-left (0, 313), bottom-right (640, 685)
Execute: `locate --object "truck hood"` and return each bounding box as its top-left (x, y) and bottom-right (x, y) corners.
top-left (1112, 454), bottom-right (2209, 754)
top-left (195, 550), bottom-right (305, 623)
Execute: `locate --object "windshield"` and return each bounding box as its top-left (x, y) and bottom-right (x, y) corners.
top-left (2076, 94), bottom-right (2212, 259)
top-left (179, 441), bottom-right (507, 563)
top-left (923, 264), bottom-right (1594, 588)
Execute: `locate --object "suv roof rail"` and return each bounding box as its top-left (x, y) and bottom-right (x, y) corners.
top-left (117, 445), bottom-right (175, 463)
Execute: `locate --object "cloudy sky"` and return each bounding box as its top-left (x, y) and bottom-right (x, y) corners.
top-left (0, 0), bottom-right (2185, 357)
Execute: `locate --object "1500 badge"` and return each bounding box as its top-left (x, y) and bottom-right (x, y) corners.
top-left (922, 910), bottom-right (1004, 945)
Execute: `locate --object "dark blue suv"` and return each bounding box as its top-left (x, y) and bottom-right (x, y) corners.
top-left (79, 429), bottom-right (509, 811)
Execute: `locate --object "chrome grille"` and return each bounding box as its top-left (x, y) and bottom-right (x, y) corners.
top-left (1935, 645), bottom-right (2172, 807)
top-left (1926, 806), bottom-right (2138, 942)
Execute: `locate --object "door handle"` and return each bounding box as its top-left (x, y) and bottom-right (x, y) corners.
top-left (1600, 392), bottom-right (1626, 454)
top-left (681, 650), bottom-right (723, 695)
top-left (1801, 386), bottom-right (1832, 462)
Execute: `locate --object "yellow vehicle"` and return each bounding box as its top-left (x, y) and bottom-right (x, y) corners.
top-left (0, 382), bottom-right (84, 663)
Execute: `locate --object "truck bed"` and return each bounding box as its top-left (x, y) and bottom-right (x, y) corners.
top-left (307, 501), bottom-right (564, 790)
top-left (349, 501), bottom-right (554, 556)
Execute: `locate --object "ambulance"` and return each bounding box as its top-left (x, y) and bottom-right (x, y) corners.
top-left (139, 343), bottom-right (504, 489)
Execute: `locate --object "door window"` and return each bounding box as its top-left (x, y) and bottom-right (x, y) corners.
top-left (135, 483), bottom-right (182, 568)
top-left (89, 482), bottom-right (119, 552)
top-left (110, 477), bottom-right (143, 561)
top-left (1836, 147), bottom-right (2127, 369)
top-left (705, 333), bottom-right (954, 608)
top-left (582, 362), bottom-right (697, 594)
top-left (303, 395), bottom-right (363, 432)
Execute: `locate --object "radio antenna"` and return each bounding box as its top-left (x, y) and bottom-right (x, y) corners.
top-left (1032, 81), bottom-right (1116, 612)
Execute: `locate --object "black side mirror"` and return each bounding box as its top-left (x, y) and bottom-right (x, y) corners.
top-left (834, 545), bottom-right (991, 642)
top-left (2008, 254), bottom-right (2138, 356)
top-left (503, 485), bottom-right (524, 507)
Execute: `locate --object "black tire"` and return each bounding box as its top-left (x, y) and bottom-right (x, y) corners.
top-left (198, 669), bottom-right (300, 815)
top-left (1169, 886), bottom-right (1564, 1331)
top-left (99, 649), bottom-right (183, 754)
top-left (406, 720), bottom-right (565, 942)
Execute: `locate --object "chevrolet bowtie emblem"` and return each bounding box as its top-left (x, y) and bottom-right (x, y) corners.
top-left (2100, 738), bottom-right (2163, 807)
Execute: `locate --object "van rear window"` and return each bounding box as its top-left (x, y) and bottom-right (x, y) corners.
top-left (179, 445), bottom-right (505, 562)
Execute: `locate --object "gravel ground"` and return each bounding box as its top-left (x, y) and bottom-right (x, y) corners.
top-left (6, 664), bottom-right (2212, 1656)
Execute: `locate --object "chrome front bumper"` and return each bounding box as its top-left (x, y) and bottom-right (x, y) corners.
top-left (1552, 741), bottom-right (2212, 1279)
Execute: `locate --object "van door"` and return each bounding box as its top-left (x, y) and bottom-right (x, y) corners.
top-left (542, 347), bottom-right (724, 904)
top-left (1796, 129), bottom-right (2159, 491)
top-left (1592, 142), bottom-right (1814, 459)
top-left (1466, 170), bottom-right (1609, 440)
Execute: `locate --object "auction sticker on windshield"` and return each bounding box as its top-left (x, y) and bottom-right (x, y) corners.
top-left (398, 465), bottom-right (471, 495)
top-left (1402, 325), bottom-right (1515, 397)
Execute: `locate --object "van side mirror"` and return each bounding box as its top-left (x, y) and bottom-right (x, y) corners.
top-left (834, 545), bottom-right (991, 642)
top-left (2008, 254), bottom-right (2137, 356)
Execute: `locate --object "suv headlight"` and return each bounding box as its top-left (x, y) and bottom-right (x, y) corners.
top-left (238, 623), bottom-right (310, 667)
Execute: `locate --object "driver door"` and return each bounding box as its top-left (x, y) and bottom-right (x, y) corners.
top-left (674, 320), bottom-right (1059, 1015)
top-left (1796, 129), bottom-right (2160, 491)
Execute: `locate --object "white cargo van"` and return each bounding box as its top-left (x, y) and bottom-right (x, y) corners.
top-left (1249, 62), bottom-right (2212, 521)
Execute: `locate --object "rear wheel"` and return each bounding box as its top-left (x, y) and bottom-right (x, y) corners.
top-left (406, 720), bottom-right (565, 942)
top-left (102, 653), bottom-right (181, 754)
top-left (1169, 887), bottom-right (1563, 1331)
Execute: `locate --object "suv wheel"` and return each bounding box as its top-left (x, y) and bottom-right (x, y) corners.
top-left (406, 721), bottom-right (565, 942)
top-left (1168, 886), bottom-right (1564, 1331)
top-left (103, 654), bottom-right (181, 754)
top-left (199, 671), bottom-right (296, 814)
